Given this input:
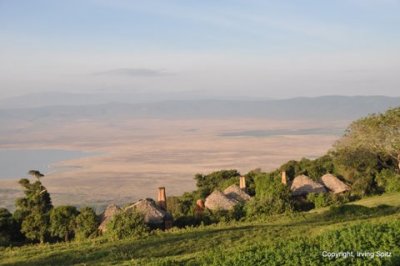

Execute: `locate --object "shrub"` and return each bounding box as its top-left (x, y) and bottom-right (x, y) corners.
top-left (246, 182), bottom-right (292, 217)
top-left (0, 208), bottom-right (17, 246)
top-left (106, 210), bottom-right (149, 240)
top-left (75, 207), bottom-right (99, 240)
top-left (307, 193), bottom-right (332, 208)
top-left (50, 206), bottom-right (79, 242)
top-left (376, 169), bottom-right (400, 193)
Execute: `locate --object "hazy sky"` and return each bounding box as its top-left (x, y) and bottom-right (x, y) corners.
top-left (1, 0), bottom-right (399, 99)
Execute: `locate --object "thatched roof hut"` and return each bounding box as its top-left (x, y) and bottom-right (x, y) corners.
top-left (290, 175), bottom-right (327, 196)
top-left (98, 204), bottom-right (122, 232)
top-left (321, 174), bottom-right (350, 194)
top-left (204, 190), bottom-right (238, 211)
top-left (125, 198), bottom-right (172, 228)
top-left (223, 184), bottom-right (251, 202)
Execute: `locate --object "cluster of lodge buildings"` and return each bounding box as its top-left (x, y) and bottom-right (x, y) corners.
top-left (283, 172), bottom-right (351, 196)
top-left (98, 172), bottom-right (350, 231)
top-left (201, 172), bottom-right (350, 212)
top-left (99, 187), bottom-right (173, 232)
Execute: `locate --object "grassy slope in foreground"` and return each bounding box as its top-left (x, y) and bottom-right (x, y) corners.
top-left (0, 192), bottom-right (399, 266)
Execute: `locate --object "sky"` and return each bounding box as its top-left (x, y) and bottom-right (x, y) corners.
top-left (0, 0), bottom-right (399, 100)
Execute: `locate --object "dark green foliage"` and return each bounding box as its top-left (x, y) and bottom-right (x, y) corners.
top-left (332, 107), bottom-right (400, 196)
top-left (279, 155), bottom-right (337, 181)
top-left (173, 205), bottom-right (245, 228)
top-left (208, 203), bottom-right (246, 223)
top-left (376, 169), bottom-right (400, 193)
top-left (334, 107), bottom-right (400, 171)
top-left (195, 170), bottom-right (241, 198)
top-left (173, 215), bottom-right (204, 228)
top-left (307, 193), bottom-right (332, 208)
top-left (332, 147), bottom-right (381, 196)
top-left (15, 177), bottom-right (53, 243)
top-left (75, 207), bottom-right (99, 240)
top-left (306, 192), bottom-right (351, 209)
top-left (167, 192), bottom-right (196, 218)
top-left (250, 171), bottom-right (293, 216)
top-left (106, 210), bottom-right (149, 240)
top-left (0, 208), bottom-right (17, 246)
top-left (247, 178), bottom-right (292, 217)
top-left (49, 206), bottom-right (79, 242)
top-left (253, 171), bottom-right (278, 197)
top-left (243, 168), bottom-right (260, 196)
top-left (351, 174), bottom-right (378, 197)
top-left (21, 212), bottom-right (50, 244)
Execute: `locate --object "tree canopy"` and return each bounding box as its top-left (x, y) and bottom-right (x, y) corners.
top-left (15, 177), bottom-right (53, 243)
top-left (50, 206), bottom-right (79, 242)
top-left (75, 207), bottom-right (99, 240)
top-left (334, 107), bottom-right (400, 171)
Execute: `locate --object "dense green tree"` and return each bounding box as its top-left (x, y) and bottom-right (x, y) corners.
top-left (50, 206), bottom-right (79, 242)
top-left (75, 207), bottom-right (99, 240)
top-left (331, 108), bottom-right (400, 195)
top-left (249, 175), bottom-right (293, 216)
top-left (0, 208), bottom-right (16, 246)
top-left (15, 172), bottom-right (53, 243)
top-left (334, 107), bottom-right (400, 171)
top-left (106, 210), bottom-right (149, 240)
top-left (21, 212), bottom-right (50, 244)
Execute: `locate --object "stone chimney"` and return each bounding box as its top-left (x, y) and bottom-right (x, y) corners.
top-left (281, 171), bottom-right (287, 185)
top-left (157, 187), bottom-right (167, 210)
top-left (239, 176), bottom-right (246, 190)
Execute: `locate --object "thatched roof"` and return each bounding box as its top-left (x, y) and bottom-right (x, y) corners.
top-left (204, 190), bottom-right (238, 211)
top-left (290, 175), bottom-right (327, 196)
top-left (321, 174), bottom-right (350, 194)
top-left (223, 184), bottom-right (251, 202)
top-left (98, 204), bottom-right (122, 232)
top-left (125, 198), bottom-right (172, 225)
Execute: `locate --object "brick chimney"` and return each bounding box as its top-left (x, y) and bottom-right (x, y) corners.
top-left (239, 176), bottom-right (246, 190)
top-left (281, 171), bottom-right (287, 185)
top-left (194, 199), bottom-right (205, 217)
top-left (157, 187), bottom-right (167, 210)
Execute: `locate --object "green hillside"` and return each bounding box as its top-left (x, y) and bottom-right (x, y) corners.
top-left (1, 192), bottom-right (399, 266)
top-left (309, 192), bottom-right (400, 214)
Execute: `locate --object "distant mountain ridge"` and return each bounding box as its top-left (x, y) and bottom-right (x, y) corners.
top-left (0, 91), bottom-right (267, 109)
top-left (0, 95), bottom-right (399, 121)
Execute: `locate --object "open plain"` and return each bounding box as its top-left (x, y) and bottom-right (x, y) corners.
top-left (0, 116), bottom-right (346, 211)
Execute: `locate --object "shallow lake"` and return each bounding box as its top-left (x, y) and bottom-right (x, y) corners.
top-left (0, 149), bottom-right (94, 179)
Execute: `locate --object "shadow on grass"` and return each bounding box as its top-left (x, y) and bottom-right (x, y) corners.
top-left (2, 225), bottom-right (272, 266)
top-left (287, 204), bottom-right (400, 227)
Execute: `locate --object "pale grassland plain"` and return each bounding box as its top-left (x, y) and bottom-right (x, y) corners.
top-left (0, 117), bottom-right (348, 210)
